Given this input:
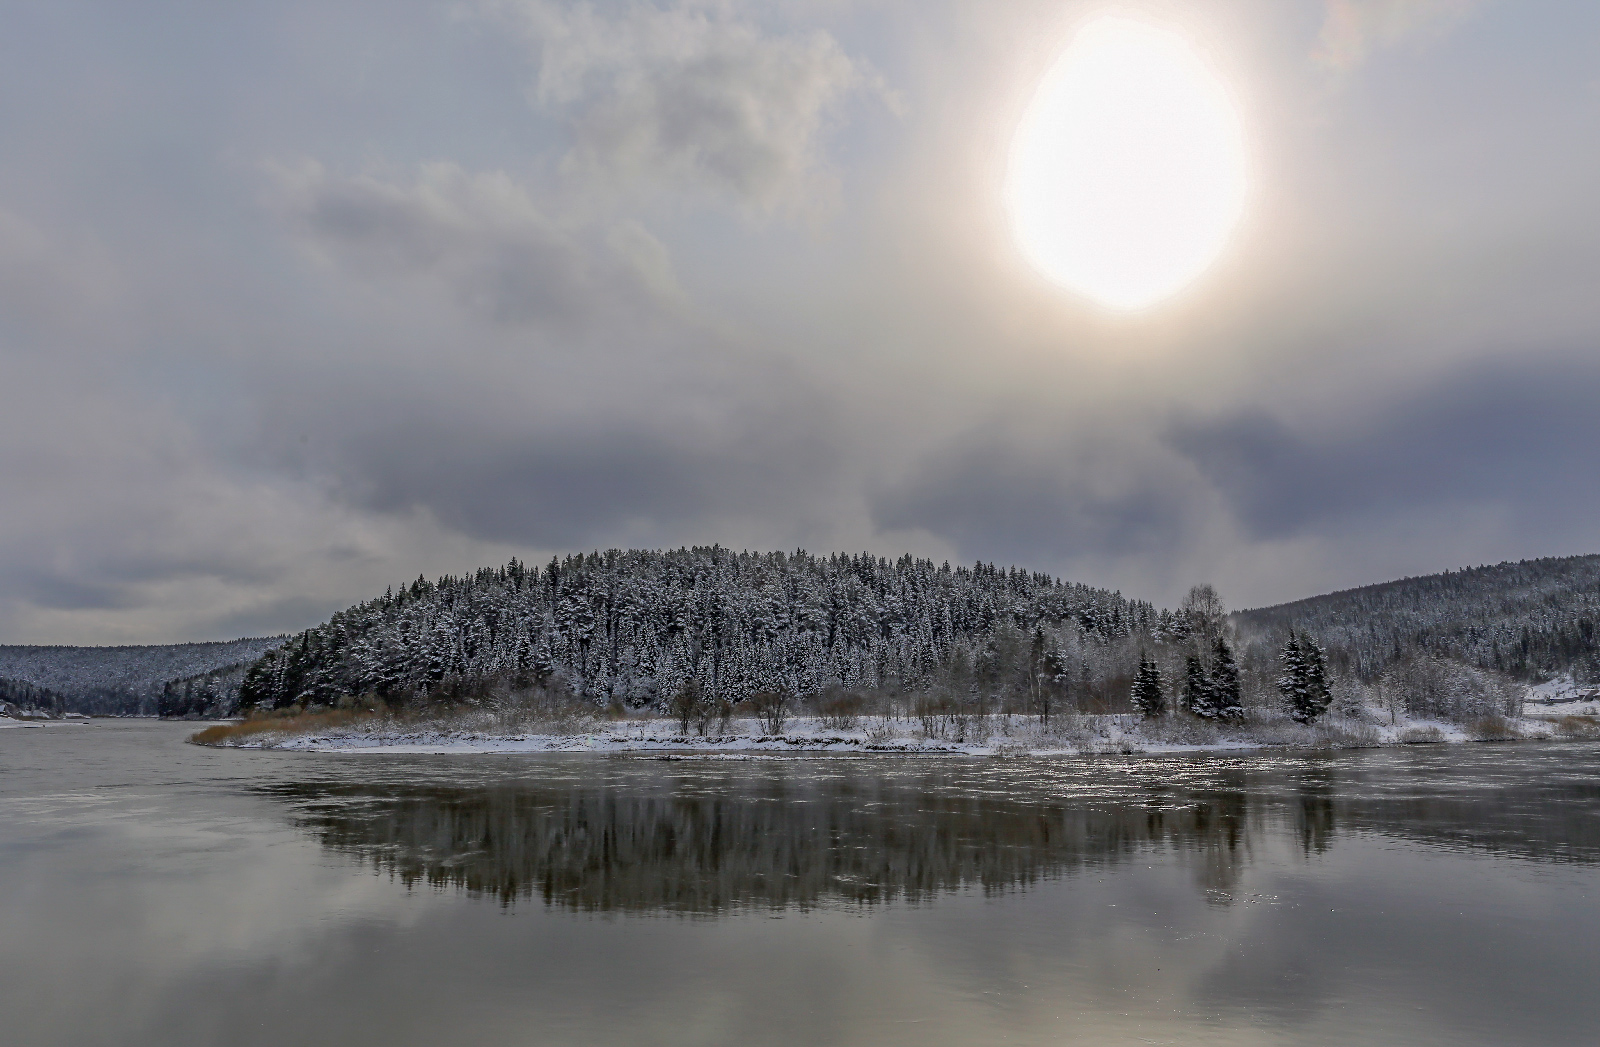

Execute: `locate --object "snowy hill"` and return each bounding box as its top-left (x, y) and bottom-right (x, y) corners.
top-left (0, 638), bottom-right (285, 716)
top-left (237, 548), bottom-right (1157, 712)
top-left (1233, 555), bottom-right (1600, 682)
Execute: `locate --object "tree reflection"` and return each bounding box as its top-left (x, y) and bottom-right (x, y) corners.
top-left (262, 750), bottom-right (1600, 914)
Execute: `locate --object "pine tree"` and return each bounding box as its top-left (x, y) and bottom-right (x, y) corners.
top-left (1130, 657), bottom-right (1165, 719)
top-left (1210, 638), bottom-right (1243, 722)
top-left (1184, 653), bottom-right (1216, 718)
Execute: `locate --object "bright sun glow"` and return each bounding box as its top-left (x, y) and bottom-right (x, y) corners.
top-left (1007, 16), bottom-right (1247, 310)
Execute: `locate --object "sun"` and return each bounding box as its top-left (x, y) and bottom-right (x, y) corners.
top-left (1006, 16), bottom-right (1248, 311)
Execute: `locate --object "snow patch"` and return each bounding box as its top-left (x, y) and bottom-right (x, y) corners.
top-left (203, 709), bottom-right (1573, 757)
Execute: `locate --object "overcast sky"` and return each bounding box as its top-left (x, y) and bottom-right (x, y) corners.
top-left (2, 0), bottom-right (1598, 643)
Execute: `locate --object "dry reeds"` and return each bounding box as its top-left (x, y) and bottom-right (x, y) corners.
top-left (1467, 714), bottom-right (1520, 741)
top-left (1554, 714), bottom-right (1600, 740)
top-left (189, 708), bottom-right (374, 746)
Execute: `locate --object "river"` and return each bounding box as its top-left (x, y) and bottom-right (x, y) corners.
top-left (3, 720), bottom-right (1597, 1046)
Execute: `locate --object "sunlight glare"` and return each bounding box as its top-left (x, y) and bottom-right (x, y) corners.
top-left (1006, 16), bottom-right (1247, 310)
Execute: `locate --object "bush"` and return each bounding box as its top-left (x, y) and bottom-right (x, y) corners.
top-left (1312, 720), bottom-right (1381, 748)
top-left (669, 681), bottom-right (702, 735)
top-left (814, 688), bottom-right (864, 731)
top-left (750, 688), bottom-right (792, 734)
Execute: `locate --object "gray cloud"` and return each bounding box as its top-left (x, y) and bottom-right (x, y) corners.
top-left (0, 208), bottom-right (118, 339)
top-left (3, 0), bottom-right (1600, 641)
top-left (289, 397), bottom-right (842, 548)
top-left (275, 162), bottom-right (682, 328)
top-left (1167, 356), bottom-right (1600, 542)
top-left (872, 425), bottom-right (1197, 567)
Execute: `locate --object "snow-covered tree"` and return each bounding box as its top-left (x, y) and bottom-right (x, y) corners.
top-left (1210, 638), bottom-right (1243, 722)
top-left (1130, 657), bottom-right (1165, 719)
top-left (1279, 630), bottom-right (1332, 724)
top-left (236, 548), bottom-right (1162, 713)
top-left (1183, 653), bottom-right (1216, 719)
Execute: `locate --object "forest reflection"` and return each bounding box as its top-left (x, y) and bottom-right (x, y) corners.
top-left (263, 750), bottom-right (1600, 914)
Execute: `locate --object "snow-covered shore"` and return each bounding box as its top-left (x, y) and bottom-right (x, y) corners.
top-left (198, 706), bottom-right (1594, 757)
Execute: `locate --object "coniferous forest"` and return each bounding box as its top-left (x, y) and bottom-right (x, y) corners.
top-left (237, 548), bottom-right (1170, 714)
top-left (0, 638), bottom-right (283, 718)
top-left (221, 550), bottom-right (1600, 719)
top-left (8, 553), bottom-right (1598, 722)
top-left (1234, 555), bottom-right (1600, 683)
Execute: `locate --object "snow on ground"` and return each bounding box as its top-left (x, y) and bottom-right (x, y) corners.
top-left (212, 708), bottom-right (1580, 756)
top-left (1523, 676), bottom-right (1600, 717)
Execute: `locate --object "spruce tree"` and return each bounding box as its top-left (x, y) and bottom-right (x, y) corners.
top-left (1131, 657), bottom-right (1165, 719)
top-left (1279, 630), bottom-right (1332, 724)
top-left (1278, 632), bottom-right (1306, 720)
top-left (1301, 632), bottom-right (1331, 721)
top-left (1183, 653), bottom-right (1216, 718)
top-left (1210, 638), bottom-right (1243, 721)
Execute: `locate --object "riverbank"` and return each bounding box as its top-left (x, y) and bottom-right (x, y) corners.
top-left (189, 705), bottom-right (1600, 756)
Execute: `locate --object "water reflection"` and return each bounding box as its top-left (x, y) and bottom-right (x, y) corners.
top-left (262, 746), bottom-right (1600, 914)
top-left (268, 775), bottom-right (1255, 911)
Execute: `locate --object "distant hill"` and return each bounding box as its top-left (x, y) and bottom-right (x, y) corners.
top-left (0, 638), bottom-right (285, 716)
top-left (1233, 555), bottom-right (1600, 683)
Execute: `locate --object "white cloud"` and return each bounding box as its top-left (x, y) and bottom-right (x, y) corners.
top-left (482, 0), bottom-right (878, 210)
top-left (1314, 0), bottom-right (1485, 69)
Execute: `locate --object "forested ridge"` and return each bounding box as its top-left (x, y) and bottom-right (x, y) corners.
top-left (1234, 554), bottom-right (1600, 683)
top-left (0, 638), bottom-right (284, 716)
top-left (239, 548), bottom-right (1168, 712)
top-left (10, 551), bottom-right (1598, 721)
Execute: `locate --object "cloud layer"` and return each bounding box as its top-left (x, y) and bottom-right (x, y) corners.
top-left (1, 0), bottom-right (1597, 642)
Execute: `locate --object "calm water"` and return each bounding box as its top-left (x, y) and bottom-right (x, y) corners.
top-left (3, 722), bottom-right (1598, 1046)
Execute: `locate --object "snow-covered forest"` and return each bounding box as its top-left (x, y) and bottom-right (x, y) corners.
top-left (0, 638), bottom-right (283, 716)
top-left (9, 552), bottom-right (1597, 724)
top-left (0, 676), bottom-right (70, 717)
top-left (239, 548), bottom-right (1165, 714)
top-left (1234, 555), bottom-right (1600, 683)
top-left (232, 549), bottom-right (1600, 722)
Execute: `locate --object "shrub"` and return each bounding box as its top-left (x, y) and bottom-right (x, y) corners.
top-left (1312, 720), bottom-right (1381, 748)
top-left (750, 688), bottom-right (792, 734)
top-left (669, 681), bottom-right (702, 735)
top-left (814, 688), bottom-right (864, 731)
top-left (1136, 715), bottom-right (1219, 746)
